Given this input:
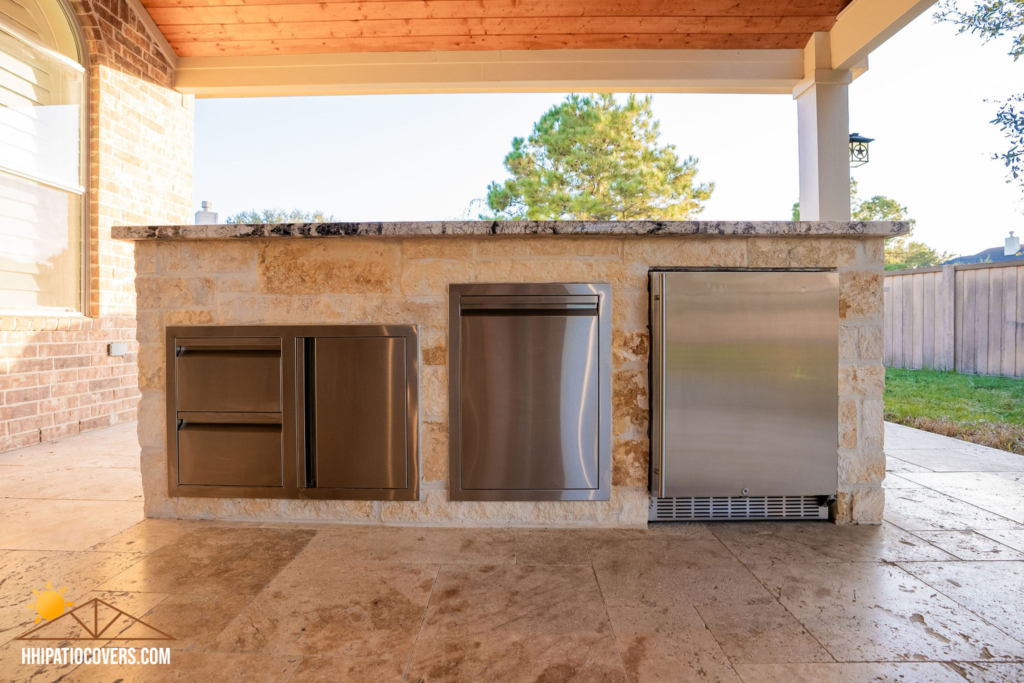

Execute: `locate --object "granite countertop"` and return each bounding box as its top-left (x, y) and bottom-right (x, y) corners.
top-left (112, 220), bottom-right (910, 241)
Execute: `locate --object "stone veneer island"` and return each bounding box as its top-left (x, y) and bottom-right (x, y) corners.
top-left (114, 220), bottom-right (909, 527)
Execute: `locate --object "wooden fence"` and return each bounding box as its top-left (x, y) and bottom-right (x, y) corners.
top-left (884, 259), bottom-right (1024, 378)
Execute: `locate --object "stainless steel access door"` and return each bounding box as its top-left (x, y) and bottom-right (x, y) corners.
top-left (651, 271), bottom-right (839, 498)
top-left (449, 283), bottom-right (612, 501)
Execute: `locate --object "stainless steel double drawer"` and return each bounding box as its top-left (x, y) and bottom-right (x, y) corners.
top-left (167, 325), bottom-right (418, 500)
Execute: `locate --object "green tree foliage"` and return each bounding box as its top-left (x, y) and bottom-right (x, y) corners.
top-left (226, 208), bottom-right (335, 224)
top-left (937, 1), bottom-right (1024, 189)
top-left (849, 181), bottom-right (954, 270)
top-left (484, 94), bottom-right (713, 220)
top-left (793, 181), bottom-right (953, 269)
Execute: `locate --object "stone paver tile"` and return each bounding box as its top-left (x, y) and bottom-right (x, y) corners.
top-left (514, 529), bottom-right (590, 566)
top-left (885, 457), bottom-right (933, 474)
top-left (732, 662), bottom-right (968, 682)
top-left (0, 589), bottom-right (169, 681)
top-left (910, 531), bottom-right (1024, 561)
top-left (749, 562), bottom-right (1023, 662)
top-left (114, 591), bottom-right (256, 651)
top-left (0, 499), bottom-right (144, 551)
top-left (0, 639), bottom-right (80, 682)
top-left (304, 526), bottom-right (515, 565)
top-left (0, 423), bottom-right (139, 469)
top-left (419, 564), bottom-right (609, 639)
top-left (951, 663), bottom-right (1024, 682)
top-left (407, 632), bottom-right (627, 683)
top-left (0, 465), bottom-right (143, 502)
top-left (606, 604), bottom-right (741, 683)
top-left (61, 651), bottom-right (302, 682)
top-left (0, 550), bottom-right (145, 645)
top-left (886, 448), bottom-right (1024, 473)
top-left (882, 473), bottom-right (923, 488)
top-left (976, 530), bottom-right (1024, 554)
top-left (286, 656), bottom-right (405, 683)
top-left (898, 561), bottom-right (1024, 643)
top-left (210, 557), bottom-right (437, 659)
top-left (96, 527), bottom-right (315, 597)
top-left (641, 522), bottom-right (715, 537)
top-left (710, 521), bottom-right (954, 564)
top-left (588, 535), bottom-right (754, 609)
top-left (899, 473), bottom-right (1024, 525)
top-left (88, 519), bottom-right (206, 555)
top-left (698, 600), bottom-right (833, 664)
top-left (883, 487), bottom-right (1022, 531)
top-left (884, 422), bottom-right (987, 451)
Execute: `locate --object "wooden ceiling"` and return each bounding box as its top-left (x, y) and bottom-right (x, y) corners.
top-left (142, 0), bottom-right (854, 58)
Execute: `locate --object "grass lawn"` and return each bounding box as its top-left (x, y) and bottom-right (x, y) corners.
top-left (884, 368), bottom-right (1024, 453)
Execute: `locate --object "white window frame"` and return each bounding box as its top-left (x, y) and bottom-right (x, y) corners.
top-left (0, 0), bottom-right (90, 316)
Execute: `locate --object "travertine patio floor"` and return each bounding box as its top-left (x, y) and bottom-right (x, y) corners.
top-left (1, 422), bottom-right (1023, 682)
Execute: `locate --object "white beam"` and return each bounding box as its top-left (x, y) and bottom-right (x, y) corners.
top-left (174, 49), bottom-right (805, 98)
top-left (830, 0), bottom-right (937, 71)
top-left (796, 33), bottom-right (851, 221)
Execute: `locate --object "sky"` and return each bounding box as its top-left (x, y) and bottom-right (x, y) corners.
top-left (193, 10), bottom-right (1023, 258)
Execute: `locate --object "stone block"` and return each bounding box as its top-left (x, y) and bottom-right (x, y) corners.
top-left (839, 326), bottom-right (858, 359)
top-left (158, 241), bottom-right (257, 272)
top-left (136, 345), bottom-right (165, 391)
top-left (216, 294), bottom-right (348, 325)
top-left (613, 330), bottom-right (649, 366)
top-left (134, 242), bottom-right (157, 274)
top-left (421, 420), bottom-right (448, 483)
top-left (839, 270), bottom-right (884, 320)
top-left (858, 326), bottom-right (884, 361)
top-left (747, 238), bottom-right (856, 268)
top-left (136, 393), bottom-right (166, 449)
top-left (421, 366), bottom-right (448, 422)
top-left (838, 363), bottom-right (885, 397)
top-left (613, 438), bottom-right (649, 486)
top-left (861, 399), bottom-right (885, 449)
top-left (839, 449), bottom-right (885, 485)
top-left (422, 343), bottom-right (447, 366)
top-left (347, 296), bottom-right (446, 329)
top-left (624, 237), bottom-right (746, 268)
top-left (403, 238), bottom-right (475, 260)
top-left (838, 400), bottom-right (857, 449)
top-left (850, 487), bottom-right (885, 524)
top-left (218, 272), bottom-right (258, 292)
top-left (258, 240), bottom-right (399, 295)
top-left (613, 291), bottom-right (649, 331)
top-left (613, 370), bottom-right (648, 437)
top-left (859, 238), bottom-right (885, 266)
top-left (402, 261), bottom-right (513, 297)
top-left (136, 276), bottom-right (216, 309)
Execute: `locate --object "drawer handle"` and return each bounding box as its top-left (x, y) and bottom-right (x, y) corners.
top-left (461, 295), bottom-right (599, 312)
top-left (177, 412), bottom-right (282, 425)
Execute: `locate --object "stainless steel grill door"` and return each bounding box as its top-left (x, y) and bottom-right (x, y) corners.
top-left (449, 284), bottom-right (612, 501)
top-left (652, 271), bottom-right (839, 498)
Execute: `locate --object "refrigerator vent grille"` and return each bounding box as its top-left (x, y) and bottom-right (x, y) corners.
top-left (649, 495), bottom-right (828, 521)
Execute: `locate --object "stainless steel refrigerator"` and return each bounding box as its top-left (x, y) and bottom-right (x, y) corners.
top-left (649, 271), bottom-right (839, 521)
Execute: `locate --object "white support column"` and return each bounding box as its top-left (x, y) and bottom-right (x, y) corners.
top-left (795, 33), bottom-right (852, 221)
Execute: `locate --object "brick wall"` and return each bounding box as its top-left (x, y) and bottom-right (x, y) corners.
top-left (0, 0), bottom-right (193, 452)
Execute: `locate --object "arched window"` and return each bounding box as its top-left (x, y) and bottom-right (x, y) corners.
top-left (0, 0), bottom-right (87, 313)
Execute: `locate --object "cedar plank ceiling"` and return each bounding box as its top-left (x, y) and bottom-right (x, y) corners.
top-left (141, 0), bottom-right (854, 58)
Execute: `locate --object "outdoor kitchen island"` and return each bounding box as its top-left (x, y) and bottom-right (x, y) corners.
top-left (114, 220), bottom-right (908, 527)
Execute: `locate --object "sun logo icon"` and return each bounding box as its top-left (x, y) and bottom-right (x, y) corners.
top-left (26, 582), bottom-right (74, 624)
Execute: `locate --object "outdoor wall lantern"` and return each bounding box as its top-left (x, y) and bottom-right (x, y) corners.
top-left (849, 133), bottom-right (874, 167)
